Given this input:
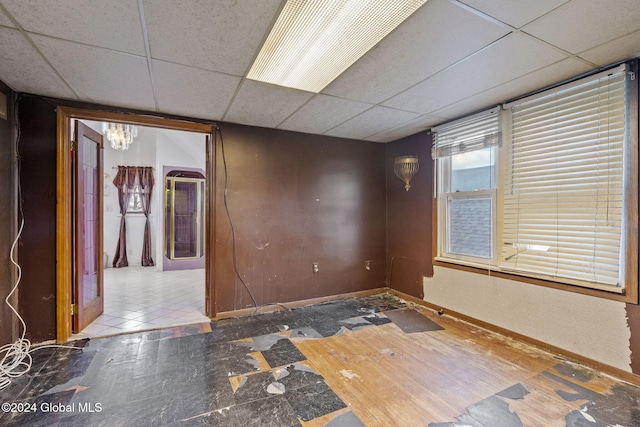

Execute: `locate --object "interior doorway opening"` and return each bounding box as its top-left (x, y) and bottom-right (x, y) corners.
top-left (56, 107), bottom-right (215, 342)
top-left (76, 121), bottom-right (209, 337)
top-left (164, 169), bottom-right (206, 268)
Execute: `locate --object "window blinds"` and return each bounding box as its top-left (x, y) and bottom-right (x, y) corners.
top-left (432, 107), bottom-right (501, 159)
top-left (500, 70), bottom-right (626, 289)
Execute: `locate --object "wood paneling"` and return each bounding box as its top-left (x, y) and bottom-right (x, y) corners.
top-left (17, 96), bottom-right (58, 342)
top-left (214, 124), bottom-right (387, 312)
top-left (627, 303), bottom-right (640, 374)
top-left (385, 131), bottom-right (433, 299)
top-left (0, 82), bottom-right (15, 346)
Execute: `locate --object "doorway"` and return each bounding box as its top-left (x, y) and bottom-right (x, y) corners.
top-left (56, 107), bottom-right (215, 342)
top-left (164, 169), bottom-right (206, 269)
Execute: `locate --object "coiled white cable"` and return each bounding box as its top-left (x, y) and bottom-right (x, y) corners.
top-left (0, 216), bottom-right (32, 391)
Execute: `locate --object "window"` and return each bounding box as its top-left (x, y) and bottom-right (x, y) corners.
top-left (433, 62), bottom-right (638, 296)
top-left (433, 108), bottom-right (500, 264)
top-left (127, 184), bottom-right (143, 213)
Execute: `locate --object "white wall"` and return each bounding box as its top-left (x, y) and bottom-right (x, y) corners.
top-left (424, 266), bottom-right (631, 371)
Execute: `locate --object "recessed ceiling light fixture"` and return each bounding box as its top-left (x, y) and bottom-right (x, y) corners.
top-left (247, 0), bottom-right (428, 93)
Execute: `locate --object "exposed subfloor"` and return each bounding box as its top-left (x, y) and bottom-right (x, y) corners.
top-left (3, 293), bottom-right (640, 426)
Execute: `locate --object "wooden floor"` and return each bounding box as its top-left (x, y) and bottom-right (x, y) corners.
top-left (292, 304), bottom-right (632, 426)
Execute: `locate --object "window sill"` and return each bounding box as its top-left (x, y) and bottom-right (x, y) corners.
top-left (432, 258), bottom-right (637, 304)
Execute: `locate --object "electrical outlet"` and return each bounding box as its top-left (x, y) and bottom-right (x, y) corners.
top-left (312, 262), bottom-right (319, 274)
top-left (365, 260), bottom-right (371, 271)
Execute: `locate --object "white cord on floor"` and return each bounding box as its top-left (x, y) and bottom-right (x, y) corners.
top-left (0, 217), bottom-right (31, 391)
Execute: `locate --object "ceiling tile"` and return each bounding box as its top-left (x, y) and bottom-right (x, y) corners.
top-left (579, 29), bottom-right (640, 67)
top-left (325, 106), bottom-right (420, 141)
top-left (432, 57), bottom-right (594, 121)
top-left (143, 0), bottom-right (281, 76)
top-left (456, 0), bottom-right (569, 28)
top-left (278, 95), bottom-right (373, 135)
top-left (0, 6), bottom-right (15, 27)
top-left (0, 0), bottom-right (637, 144)
top-left (0, 27), bottom-right (76, 99)
top-left (382, 32), bottom-right (568, 114)
top-left (366, 115), bottom-right (443, 143)
top-left (224, 80), bottom-right (314, 129)
top-left (153, 60), bottom-right (241, 121)
top-left (0, 0), bottom-right (145, 55)
top-left (523, 0), bottom-right (640, 54)
top-left (31, 34), bottom-right (155, 111)
top-left (323, 0), bottom-right (509, 104)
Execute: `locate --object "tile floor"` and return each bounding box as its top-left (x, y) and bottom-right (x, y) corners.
top-left (2, 294), bottom-right (407, 426)
top-left (3, 293), bottom-right (640, 426)
top-left (74, 266), bottom-right (209, 338)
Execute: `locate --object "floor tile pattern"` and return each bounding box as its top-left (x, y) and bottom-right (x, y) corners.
top-left (1, 294), bottom-right (405, 426)
top-left (74, 267), bottom-right (208, 338)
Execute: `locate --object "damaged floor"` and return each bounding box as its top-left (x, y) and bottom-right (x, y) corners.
top-left (2, 293), bottom-right (640, 426)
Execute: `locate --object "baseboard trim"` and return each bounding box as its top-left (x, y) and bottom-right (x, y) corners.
top-left (389, 289), bottom-right (640, 387)
top-left (213, 287), bottom-right (389, 320)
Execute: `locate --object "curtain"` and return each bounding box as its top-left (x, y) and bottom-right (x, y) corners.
top-left (112, 166), bottom-right (137, 268)
top-left (139, 166), bottom-right (155, 267)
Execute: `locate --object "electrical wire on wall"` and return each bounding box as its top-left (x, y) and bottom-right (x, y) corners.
top-left (0, 94), bottom-right (81, 392)
top-left (216, 126), bottom-right (292, 314)
top-left (216, 126), bottom-right (258, 309)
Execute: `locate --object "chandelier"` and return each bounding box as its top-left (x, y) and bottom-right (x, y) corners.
top-left (102, 123), bottom-right (138, 150)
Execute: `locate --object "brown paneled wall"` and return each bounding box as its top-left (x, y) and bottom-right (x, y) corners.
top-left (214, 124), bottom-right (387, 312)
top-left (0, 82), bottom-right (15, 346)
top-left (15, 96), bottom-right (59, 341)
top-left (385, 131), bottom-right (433, 299)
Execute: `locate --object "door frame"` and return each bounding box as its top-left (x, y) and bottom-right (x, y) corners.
top-left (56, 106), bottom-right (215, 342)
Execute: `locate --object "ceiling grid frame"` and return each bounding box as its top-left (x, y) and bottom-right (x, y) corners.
top-left (0, 0), bottom-right (638, 142)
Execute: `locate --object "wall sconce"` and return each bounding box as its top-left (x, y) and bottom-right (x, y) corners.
top-left (394, 155), bottom-right (419, 191)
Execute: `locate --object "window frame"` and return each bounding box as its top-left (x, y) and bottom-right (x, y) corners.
top-left (432, 60), bottom-right (639, 303)
top-left (436, 148), bottom-right (499, 266)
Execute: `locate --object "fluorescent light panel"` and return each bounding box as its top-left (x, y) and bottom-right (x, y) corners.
top-left (247, 0), bottom-right (428, 93)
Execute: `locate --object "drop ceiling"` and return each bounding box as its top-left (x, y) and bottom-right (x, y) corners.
top-left (0, 0), bottom-right (639, 143)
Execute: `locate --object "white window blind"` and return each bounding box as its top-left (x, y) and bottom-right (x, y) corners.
top-left (432, 108), bottom-right (501, 159)
top-left (500, 70), bottom-right (627, 290)
top-left (433, 107), bottom-right (499, 263)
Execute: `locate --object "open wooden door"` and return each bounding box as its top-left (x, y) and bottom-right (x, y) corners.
top-left (73, 121), bottom-right (104, 332)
